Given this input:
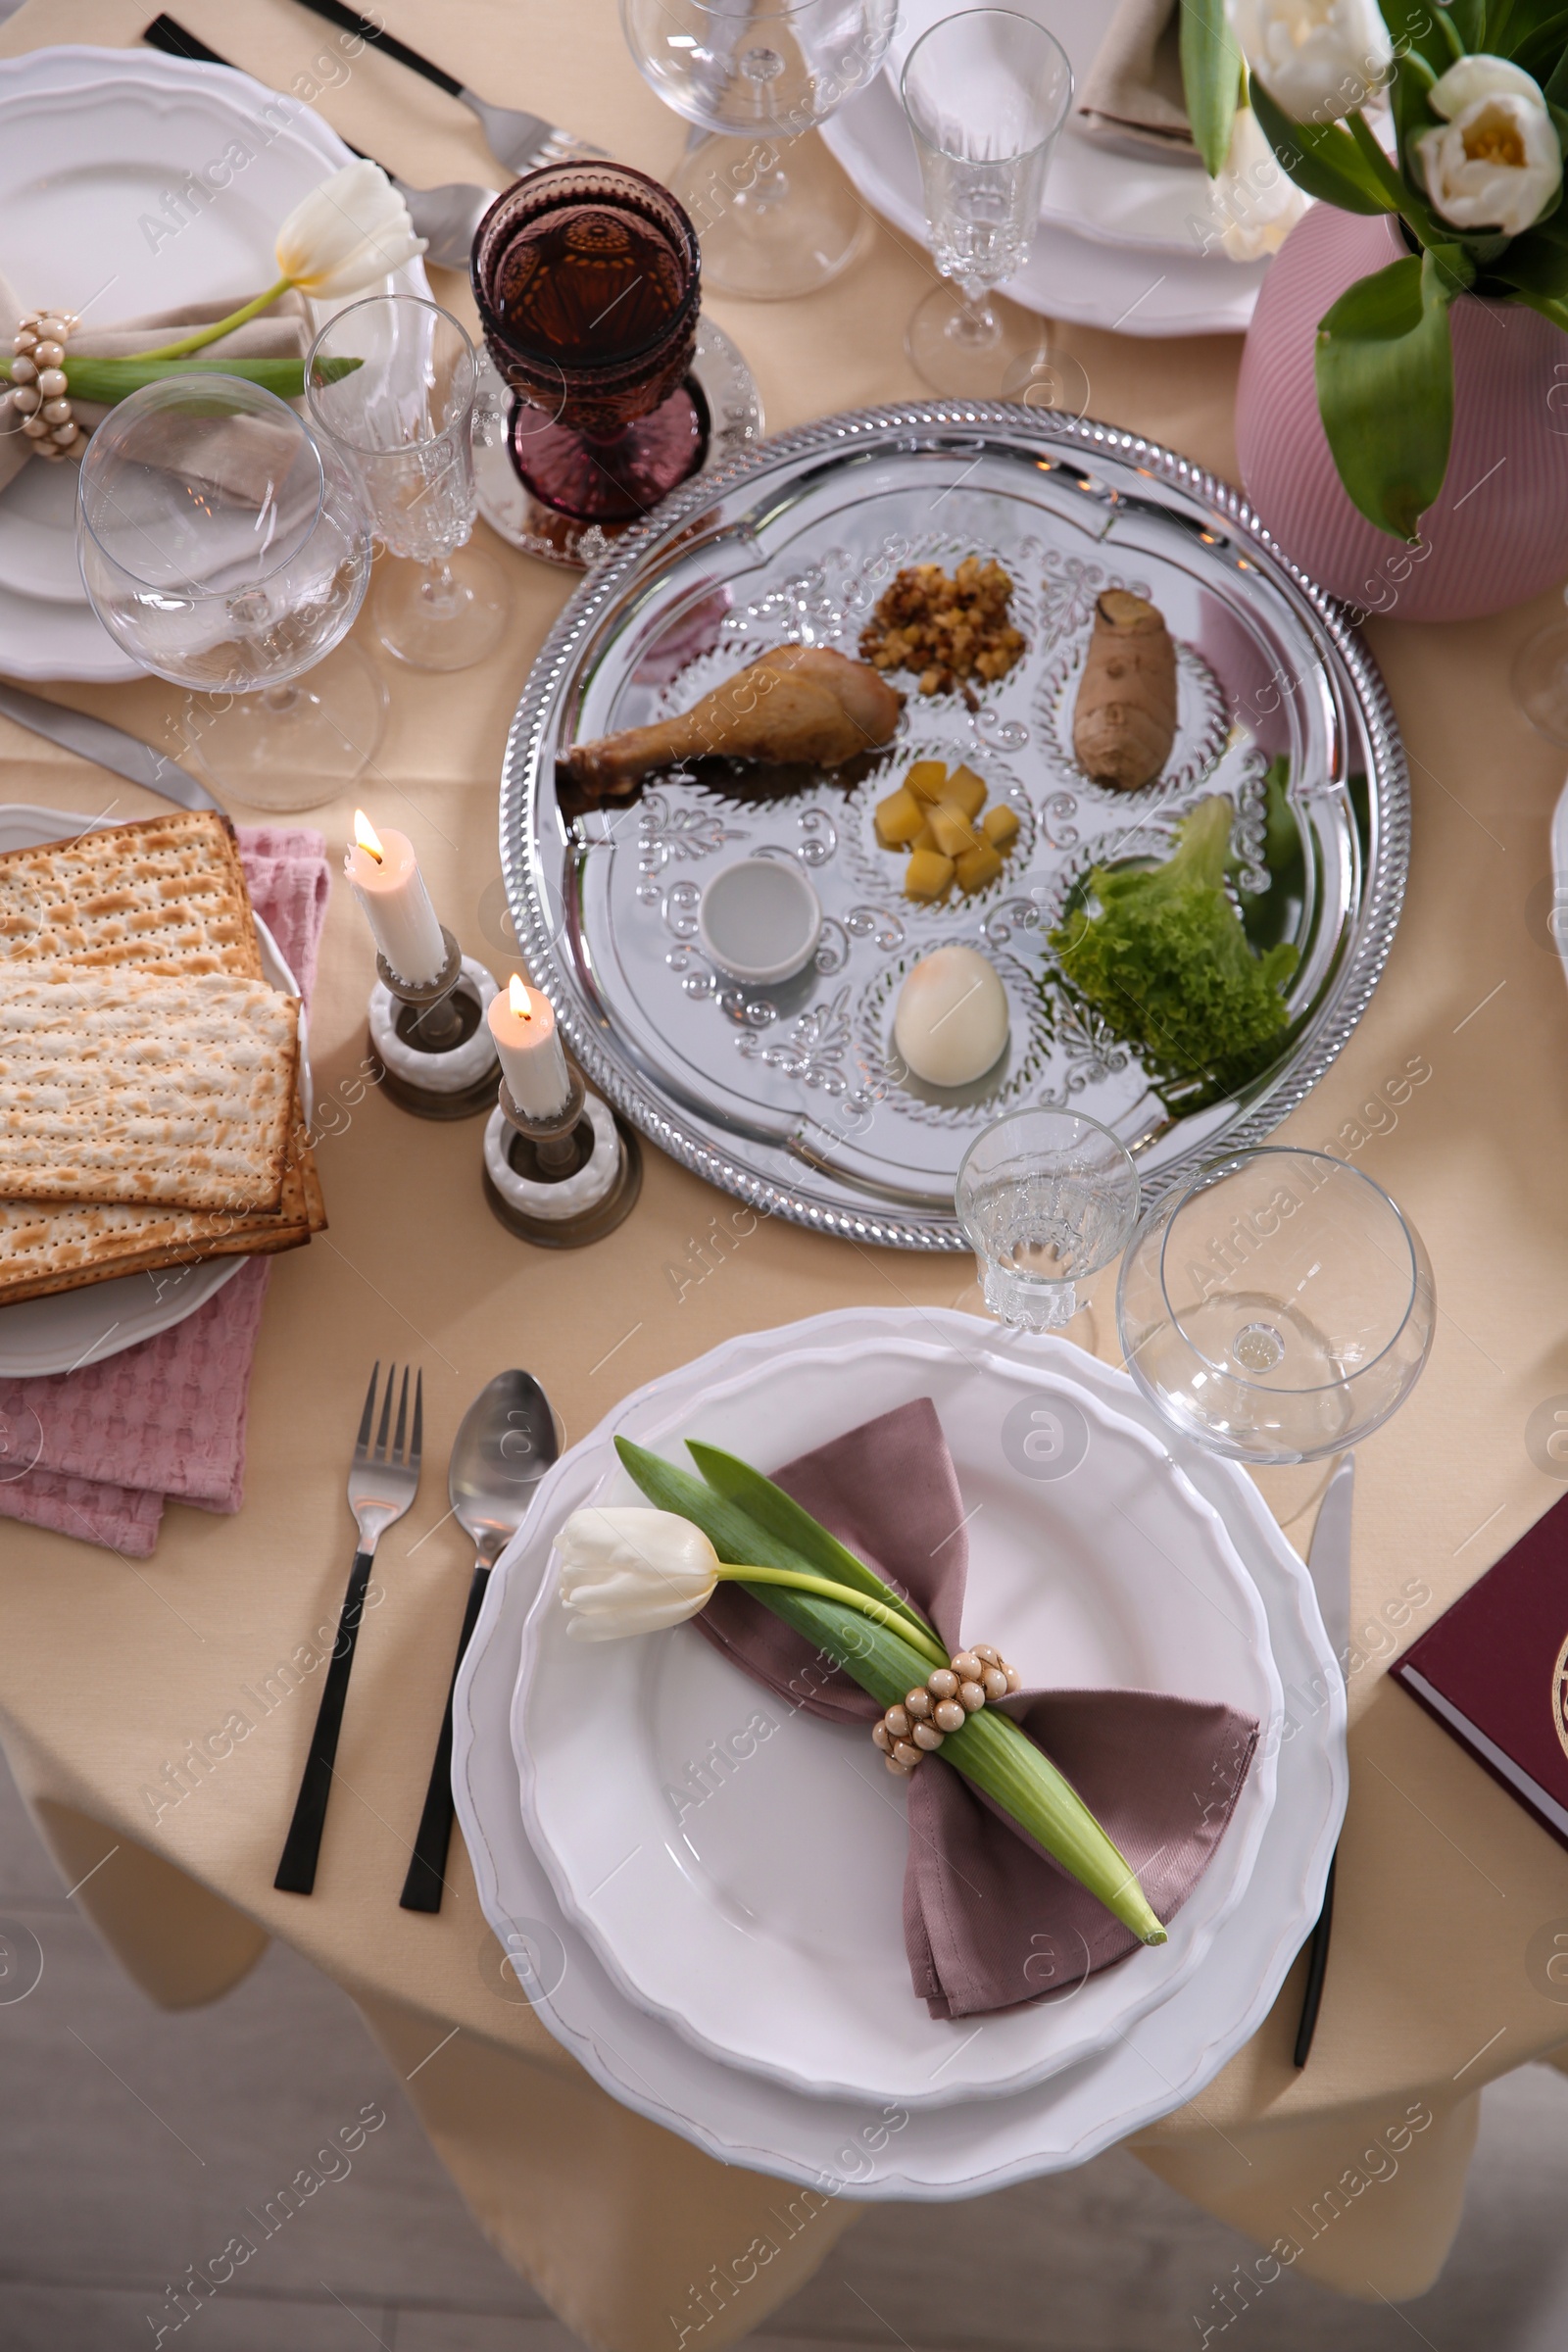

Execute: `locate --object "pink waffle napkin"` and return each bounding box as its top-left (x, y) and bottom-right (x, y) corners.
top-left (699, 1400), bottom-right (1261, 2021)
top-left (0, 827), bottom-right (330, 1559)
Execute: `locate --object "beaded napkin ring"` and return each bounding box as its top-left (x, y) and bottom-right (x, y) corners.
top-left (8, 312), bottom-right (81, 460)
top-left (871, 1642), bottom-right (1022, 1775)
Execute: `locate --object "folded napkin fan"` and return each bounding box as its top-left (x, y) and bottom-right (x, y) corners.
top-left (0, 273), bottom-right (311, 497)
top-left (699, 1399), bottom-right (1259, 2020)
top-left (1076, 0), bottom-right (1200, 162)
top-left (0, 827), bottom-right (330, 1560)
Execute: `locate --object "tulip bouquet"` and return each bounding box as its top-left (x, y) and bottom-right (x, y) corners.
top-left (554, 1433), bottom-right (1167, 1948)
top-left (0, 160), bottom-right (424, 418)
top-left (1182, 0), bottom-right (1568, 535)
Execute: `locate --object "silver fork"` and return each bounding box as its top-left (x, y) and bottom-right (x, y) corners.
top-left (143, 17), bottom-right (500, 270)
top-left (291, 0), bottom-right (609, 178)
top-left (275, 1361), bottom-right (423, 1896)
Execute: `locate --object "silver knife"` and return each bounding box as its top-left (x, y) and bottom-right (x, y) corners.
top-left (0, 682), bottom-right (220, 813)
top-left (1308, 1453), bottom-right (1355, 1675)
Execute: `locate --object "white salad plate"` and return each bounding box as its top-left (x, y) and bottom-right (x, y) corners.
top-left (0, 46), bottom-right (429, 680)
top-left (453, 1308), bottom-right (1347, 2196)
top-left (0, 806), bottom-right (312, 1379)
top-left (820, 0), bottom-right (1269, 338)
top-left (515, 1333), bottom-right (1283, 2108)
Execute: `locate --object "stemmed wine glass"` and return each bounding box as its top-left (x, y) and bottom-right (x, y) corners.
top-left (621, 0), bottom-right (900, 300)
top-left (956, 1108), bottom-right (1141, 1332)
top-left (1116, 1149), bottom-right (1436, 1465)
top-left (307, 295), bottom-right (506, 673)
top-left (75, 374), bottom-right (381, 810)
top-left (471, 163), bottom-right (707, 558)
top-left (900, 9), bottom-right (1074, 398)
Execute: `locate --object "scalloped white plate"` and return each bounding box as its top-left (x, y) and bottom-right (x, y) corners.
top-left (0, 45), bottom-right (430, 677)
top-left (453, 1309), bottom-right (1347, 2196)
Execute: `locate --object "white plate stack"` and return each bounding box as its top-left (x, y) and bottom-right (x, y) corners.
top-left (0, 45), bottom-right (429, 681)
top-left (453, 1306), bottom-right (1347, 2197)
top-left (820, 0), bottom-right (1269, 337)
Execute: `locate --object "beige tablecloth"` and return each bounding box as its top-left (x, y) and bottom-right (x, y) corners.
top-left (6, 5), bottom-right (1568, 2346)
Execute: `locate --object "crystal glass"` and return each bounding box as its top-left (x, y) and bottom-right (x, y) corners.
top-left (1117, 1149), bottom-right (1436, 1465)
top-left (307, 295), bottom-right (506, 674)
top-left (1512, 585), bottom-right (1568, 744)
top-left (621, 0), bottom-right (899, 299)
top-left (956, 1109), bottom-right (1141, 1332)
top-left (900, 10), bottom-right (1073, 398)
top-left (76, 374), bottom-right (382, 810)
top-left (472, 164), bottom-right (707, 538)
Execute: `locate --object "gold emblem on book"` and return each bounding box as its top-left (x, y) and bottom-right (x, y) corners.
top-left (1554, 1632), bottom-right (1568, 1762)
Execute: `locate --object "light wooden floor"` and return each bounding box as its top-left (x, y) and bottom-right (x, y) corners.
top-left (1, 1759), bottom-right (1567, 2349)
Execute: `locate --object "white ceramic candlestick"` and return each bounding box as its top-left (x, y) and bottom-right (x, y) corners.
top-left (345, 818), bottom-right (446, 988)
top-left (486, 978), bottom-right (572, 1118)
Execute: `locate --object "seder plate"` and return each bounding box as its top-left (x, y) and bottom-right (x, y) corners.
top-left (500, 406), bottom-right (1409, 1250)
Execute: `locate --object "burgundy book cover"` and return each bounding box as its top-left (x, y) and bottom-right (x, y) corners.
top-left (1393, 1490), bottom-right (1568, 1854)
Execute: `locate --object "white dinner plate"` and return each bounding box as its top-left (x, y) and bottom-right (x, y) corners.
top-left (0, 806), bottom-right (313, 1379)
top-left (0, 46), bottom-right (430, 678)
top-left (820, 61), bottom-right (1268, 336)
top-left (453, 1309), bottom-right (1347, 2196)
top-left (516, 1334), bottom-right (1282, 2107)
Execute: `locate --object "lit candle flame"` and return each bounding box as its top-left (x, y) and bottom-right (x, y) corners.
top-left (509, 975), bottom-right (533, 1022)
top-left (353, 809), bottom-right (384, 866)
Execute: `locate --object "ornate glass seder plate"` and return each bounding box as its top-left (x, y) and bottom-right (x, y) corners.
top-left (500, 406), bottom-right (1408, 1250)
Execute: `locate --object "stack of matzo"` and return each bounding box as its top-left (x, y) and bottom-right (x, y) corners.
top-left (0, 811), bottom-right (325, 1304)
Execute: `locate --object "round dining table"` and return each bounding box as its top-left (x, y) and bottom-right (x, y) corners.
top-left (4, 3), bottom-right (1568, 2346)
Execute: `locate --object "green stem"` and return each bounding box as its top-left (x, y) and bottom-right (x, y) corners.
top-left (714, 1564), bottom-right (948, 1668)
top-left (130, 274), bottom-right (297, 362)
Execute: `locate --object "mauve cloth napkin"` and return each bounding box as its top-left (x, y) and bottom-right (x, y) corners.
top-left (1076, 0), bottom-right (1199, 161)
top-left (0, 275), bottom-right (312, 496)
top-left (699, 1399), bottom-right (1260, 2020)
top-left (0, 827), bottom-right (330, 1560)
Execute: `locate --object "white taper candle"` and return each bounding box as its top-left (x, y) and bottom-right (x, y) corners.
top-left (344, 811), bottom-right (446, 988)
top-left (487, 975), bottom-right (572, 1118)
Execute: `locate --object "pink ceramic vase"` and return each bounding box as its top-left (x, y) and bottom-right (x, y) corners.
top-left (1236, 205), bottom-right (1568, 622)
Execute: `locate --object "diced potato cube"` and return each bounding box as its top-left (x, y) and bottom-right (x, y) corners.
top-left (982, 803), bottom-right (1020, 853)
top-left (944, 764), bottom-right (988, 820)
top-left (905, 848), bottom-right (956, 902)
top-left (874, 786), bottom-right (926, 848)
top-left (904, 760), bottom-right (950, 804)
top-left (929, 804), bottom-right (981, 859)
top-left (956, 843), bottom-right (1004, 895)
top-left (910, 820), bottom-right (936, 853)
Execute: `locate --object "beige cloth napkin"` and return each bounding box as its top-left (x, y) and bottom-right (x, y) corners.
top-left (0, 279), bottom-right (311, 495)
top-left (1077, 0), bottom-right (1200, 162)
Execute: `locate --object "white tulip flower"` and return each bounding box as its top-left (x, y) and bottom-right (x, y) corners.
top-left (274, 160), bottom-right (426, 299)
top-left (557, 1506), bottom-right (720, 1640)
top-left (1415, 55), bottom-right (1562, 237)
top-left (1232, 0), bottom-right (1394, 125)
top-left (1212, 105), bottom-right (1311, 260)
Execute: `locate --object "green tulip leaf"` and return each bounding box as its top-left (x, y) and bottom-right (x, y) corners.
top-left (1179, 0), bottom-right (1244, 178)
top-left (1249, 74), bottom-right (1400, 214)
top-left (1315, 250), bottom-right (1456, 538)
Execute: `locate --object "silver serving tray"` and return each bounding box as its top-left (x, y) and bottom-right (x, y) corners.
top-left (500, 406), bottom-right (1408, 1250)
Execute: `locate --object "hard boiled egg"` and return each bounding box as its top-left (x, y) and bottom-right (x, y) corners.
top-left (893, 945), bottom-right (1009, 1087)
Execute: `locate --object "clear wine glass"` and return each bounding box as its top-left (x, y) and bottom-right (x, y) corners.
top-left (900, 9), bottom-right (1074, 398)
top-left (1116, 1149), bottom-right (1436, 1465)
top-left (956, 1108), bottom-right (1141, 1332)
top-left (620, 0), bottom-right (900, 300)
top-left (307, 295), bottom-right (506, 673)
top-left (75, 374), bottom-right (382, 810)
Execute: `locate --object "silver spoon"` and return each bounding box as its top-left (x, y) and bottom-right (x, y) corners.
top-left (400, 1369), bottom-right (559, 1912)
